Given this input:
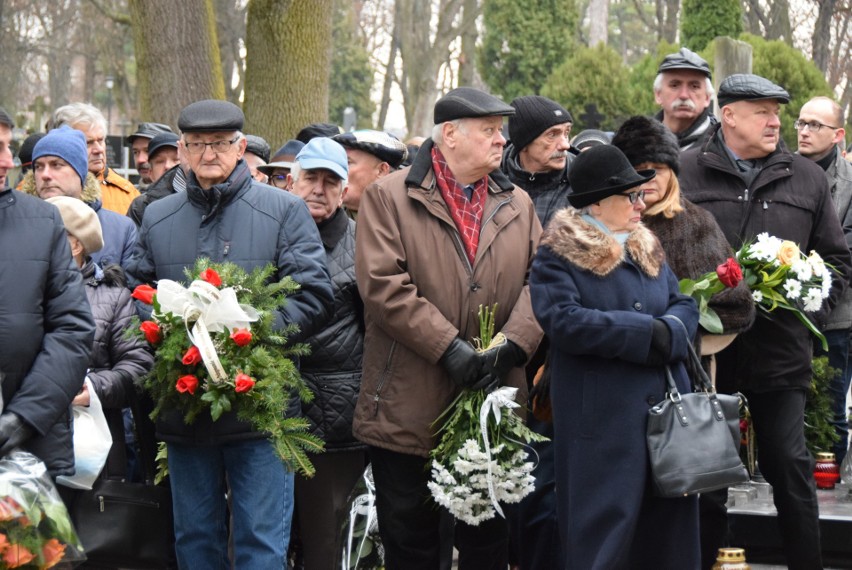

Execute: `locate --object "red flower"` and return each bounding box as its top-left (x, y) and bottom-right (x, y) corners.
top-left (131, 284), bottom-right (157, 305)
top-left (199, 268), bottom-right (222, 287)
top-left (740, 419), bottom-right (749, 433)
top-left (230, 328), bottom-right (252, 347)
top-left (139, 321), bottom-right (162, 344)
top-left (3, 543), bottom-right (34, 567)
top-left (235, 373), bottom-right (255, 393)
top-left (176, 375), bottom-right (199, 395)
top-left (716, 257), bottom-right (743, 288)
top-left (181, 346), bottom-right (202, 366)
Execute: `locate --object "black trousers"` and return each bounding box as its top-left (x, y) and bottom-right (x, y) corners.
top-left (700, 388), bottom-right (822, 570)
top-left (369, 445), bottom-right (508, 570)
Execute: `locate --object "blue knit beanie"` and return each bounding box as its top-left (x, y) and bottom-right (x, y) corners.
top-left (33, 125), bottom-right (89, 186)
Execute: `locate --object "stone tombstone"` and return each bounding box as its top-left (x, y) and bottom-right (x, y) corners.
top-left (712, 37), bottom-right (753, 117)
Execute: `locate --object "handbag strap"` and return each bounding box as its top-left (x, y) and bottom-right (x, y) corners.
top-left (663, 315), bottom-right (714, 393)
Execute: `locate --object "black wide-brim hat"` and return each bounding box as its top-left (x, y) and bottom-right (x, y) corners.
top-left (567, 145), bottom-right (655, 208)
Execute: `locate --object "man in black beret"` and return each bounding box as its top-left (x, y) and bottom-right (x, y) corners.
top-left (126, 122), bottom-right (174, 187)
top-left (654, 47), bottom-right (717, 150)
top-left (353, 86), bottom-right (543, 569)
top-left (332, 129), bottom-right (408, 217)
top-left (127, 99), bottom-right (333, 569)
top-left (680, 75), bottom-right (852, 570)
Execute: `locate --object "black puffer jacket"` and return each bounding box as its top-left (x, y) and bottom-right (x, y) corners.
top-left (300, 209), bottom-right (365, 452)
top-left (0, 190), bottom-right (94, 476)
top-left (680, 125), bottom-right (852, 391)
top-left (127, 165), bottom-right (181, 228)
top-left (501, 143), bottom-right (573, 227)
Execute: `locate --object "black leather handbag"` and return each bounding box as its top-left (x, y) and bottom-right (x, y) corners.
top-left (69, 392), bottom-right (176, 569)
top-left (646, 338), bottom-right (749, 498)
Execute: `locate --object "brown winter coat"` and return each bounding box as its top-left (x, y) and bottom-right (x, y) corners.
top-left (353, 139), bottom-right (544, 457)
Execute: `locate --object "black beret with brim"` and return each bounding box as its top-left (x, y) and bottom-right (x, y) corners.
top-left (717, 74), bottom-right (790, 108)
top-left (434, 87), bottom-right (515, 124)
top-left (567, 145), bottom-right (655, 208)
top-left (178, 100), bottom-right (244, 133)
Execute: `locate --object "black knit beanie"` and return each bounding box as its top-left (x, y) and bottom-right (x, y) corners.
top-left (611, 116), bottom-right (680, 175)
top-left (509, 96), bottom-right (573, 152)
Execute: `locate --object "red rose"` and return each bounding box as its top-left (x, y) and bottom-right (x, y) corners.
top-left (131, 284), bottom-right (157, 305)
top-left (235, 373), bottom-right (255, 393)
top-left (199, 268), bottom-right (222, 287)
top-left (181, 346), bottom-right (202, 366)
top-left (230, 328), bottom-right (252, 347)
top-left (176, 374), bottom-right (199, 395)
top-left (139, 321), bottom-right (161, 344)
top-left (716, 257), bottom-right (743, 288)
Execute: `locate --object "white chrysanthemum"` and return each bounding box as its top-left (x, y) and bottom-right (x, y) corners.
top-left (453, 458), bottom-right (477, 475)
top-left (791, 258), bottom-right (812, 281)
top-left (808, 251), bottom-right (827, 273)
top-left (751, 233), bottom-right (784, 263)
top-left (784, 279), bottom-right (802, 300)
top-left (752, 290), bottom-right (764, 303)
top-left (821, 268), bottom-right (833, 299)
top-left (803, 288), bottom-right (823, 313)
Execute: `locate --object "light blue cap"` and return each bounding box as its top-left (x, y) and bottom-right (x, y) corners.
top-left (294, 137), bottom-right (348, 180)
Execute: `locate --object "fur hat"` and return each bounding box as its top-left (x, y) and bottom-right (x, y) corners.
top-left (46, 196), bottom-right (104, 255)
top-left (33, 126), bottom-right (89, 186)
top-left (611, 116), bottom-right (680, 175)
top-left (509, 96), bottom-right (573, 152)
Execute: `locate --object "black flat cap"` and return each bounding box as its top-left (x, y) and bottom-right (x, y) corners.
top-left (17, 133), bottom-right (47, 166)
top-left (126, 122), bottom-right (174, 144)
top-left (658, 47), bottom-right (712, 79)
top-left (718, 74), bottom-right (790, 108)
top-left (333, 130), bottom-right (409, 168)
top-left (296, 123), bottom-right (342, 144)
top-left (147, 132), bottom-right (180, 159)
top-left (434, 87), bottom-right (515, 124)
top-left (244, 134), bottom-right (270, 163)
top-left (567, 145), bottom-right (655, 208)
top-left (178, 100), bottom-right (244, 133)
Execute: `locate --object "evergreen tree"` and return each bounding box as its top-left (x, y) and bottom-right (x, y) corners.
top-left (479, 0), bottom-right (578, 101)
top-left (680, 0), bottom-right (742, 52)
top-left (329, 0), bottom-right (375, 130)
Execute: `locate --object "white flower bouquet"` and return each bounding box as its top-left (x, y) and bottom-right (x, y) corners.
top-left (737, 232), bottom-right (835, 350)
top-left (427, 305), bottom-right (548, 526)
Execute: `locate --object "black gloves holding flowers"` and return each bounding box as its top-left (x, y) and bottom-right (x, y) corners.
top-left (439, 337), bottom-right (527, 392)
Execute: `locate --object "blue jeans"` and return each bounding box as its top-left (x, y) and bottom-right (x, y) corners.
top-left (819, 329), bottom-right (852, 464)
top-left (167, 439), bottom-right (295, 569)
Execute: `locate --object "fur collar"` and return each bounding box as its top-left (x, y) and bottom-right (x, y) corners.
top-left (541, 208), bottom-right (665, 278)
top-left (19, 170), bottom-right (102, 204)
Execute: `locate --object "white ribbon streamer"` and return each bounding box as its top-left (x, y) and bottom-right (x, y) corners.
top-left (479, 386), bottom-right (519, 518)
top-left (156, 278), bottom-right (260, 384)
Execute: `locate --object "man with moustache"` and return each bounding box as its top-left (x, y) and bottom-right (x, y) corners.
top-left (680, 74), bottom-right (852, 570)
top-left (354, 87), bottom-right (543, 570)
top-left (126, 122), bottom-right (174, 189)
top-left (797, 96), bottom-right (852, 466)
top-left (654, 47), bottom-right (717, 150)
top-left (500, 94), bottom-right (574, 570)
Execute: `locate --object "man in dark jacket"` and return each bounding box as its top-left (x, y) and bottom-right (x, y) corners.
top-left (797, 96), bottom-right (852, 465)
top-left (654, 47), bottom-right (717, 150)
top-left (500, 94), bottom-right (574, 570)
top-left (0, 107), bottom-right (95, 477)
top-left (680, 75), bottom-right (852, 570)
top-left (127, 99), bottom-right (333, 569)
top-left (127, 132), bottom-right (186, 227)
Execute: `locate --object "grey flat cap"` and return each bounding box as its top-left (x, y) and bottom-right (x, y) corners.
top-left (658, 48), bottom-right (711, 79)
top-left (718, 74), bottom-right (790, 107)
top-left (178, 100), bottom-right (244, 133)
top-left (333, 130), bottom-right (409, 168)
top-left (147, 132), bottom-right (180, 159)
top-left (126, 122), bottom-right (174, 144)
top-left (244, 135), bottom-right (271, 163)
top-left (434, 87), bottom-right (515, 124)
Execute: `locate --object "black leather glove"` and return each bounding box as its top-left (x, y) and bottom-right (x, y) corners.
top-left (439, 338), bottom-right (490, 390)
top-left (646, 319), bottom-right (672, 366)
top-left (0, 413), bottom-right (34, 457)
top-left (480, 339), bottom-right (527, 384)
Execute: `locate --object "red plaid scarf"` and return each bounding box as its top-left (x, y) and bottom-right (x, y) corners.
top-left (431, 146), bottom-right (488, 266)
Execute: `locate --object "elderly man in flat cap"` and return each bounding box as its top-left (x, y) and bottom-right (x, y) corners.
top-left (126, 122), bottom-right (174, 188)
top-left (127, 99), bottom-right (333, 569)
top-left (331, 129), bottom-right (408, 218)
top-left (654, 47), bottom-right (717, 150)
top-left (353, 86), bottom-right (543, 569)
top-left (680, 74), bottom-right (852, 570)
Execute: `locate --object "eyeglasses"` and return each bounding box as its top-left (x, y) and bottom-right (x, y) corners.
top-left (183, 136), bottom-right (240, 155)
top-left (269, 173), bottom-right (289, 188)
top-left (621, 190), bottom-right (646, 204)
top-left (793, 119), bottom-right (841, 133)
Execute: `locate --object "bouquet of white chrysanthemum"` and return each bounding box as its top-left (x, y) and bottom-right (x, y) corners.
top-left (737, 232), bottom-right (835, 350)
top-left (427, 305), bottom-right (547, 526)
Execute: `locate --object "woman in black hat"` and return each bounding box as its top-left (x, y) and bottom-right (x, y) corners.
top-left (529, 145), bottom-right (701, 569)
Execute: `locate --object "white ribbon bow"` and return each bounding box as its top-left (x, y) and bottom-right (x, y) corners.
top-left (156, 279), bottom-right (260, 383)
top-left (479, 386), bottom-right (520, 518)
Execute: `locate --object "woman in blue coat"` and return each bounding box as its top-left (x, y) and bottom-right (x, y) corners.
top-left (529, 145), bottom-right (701, 569)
